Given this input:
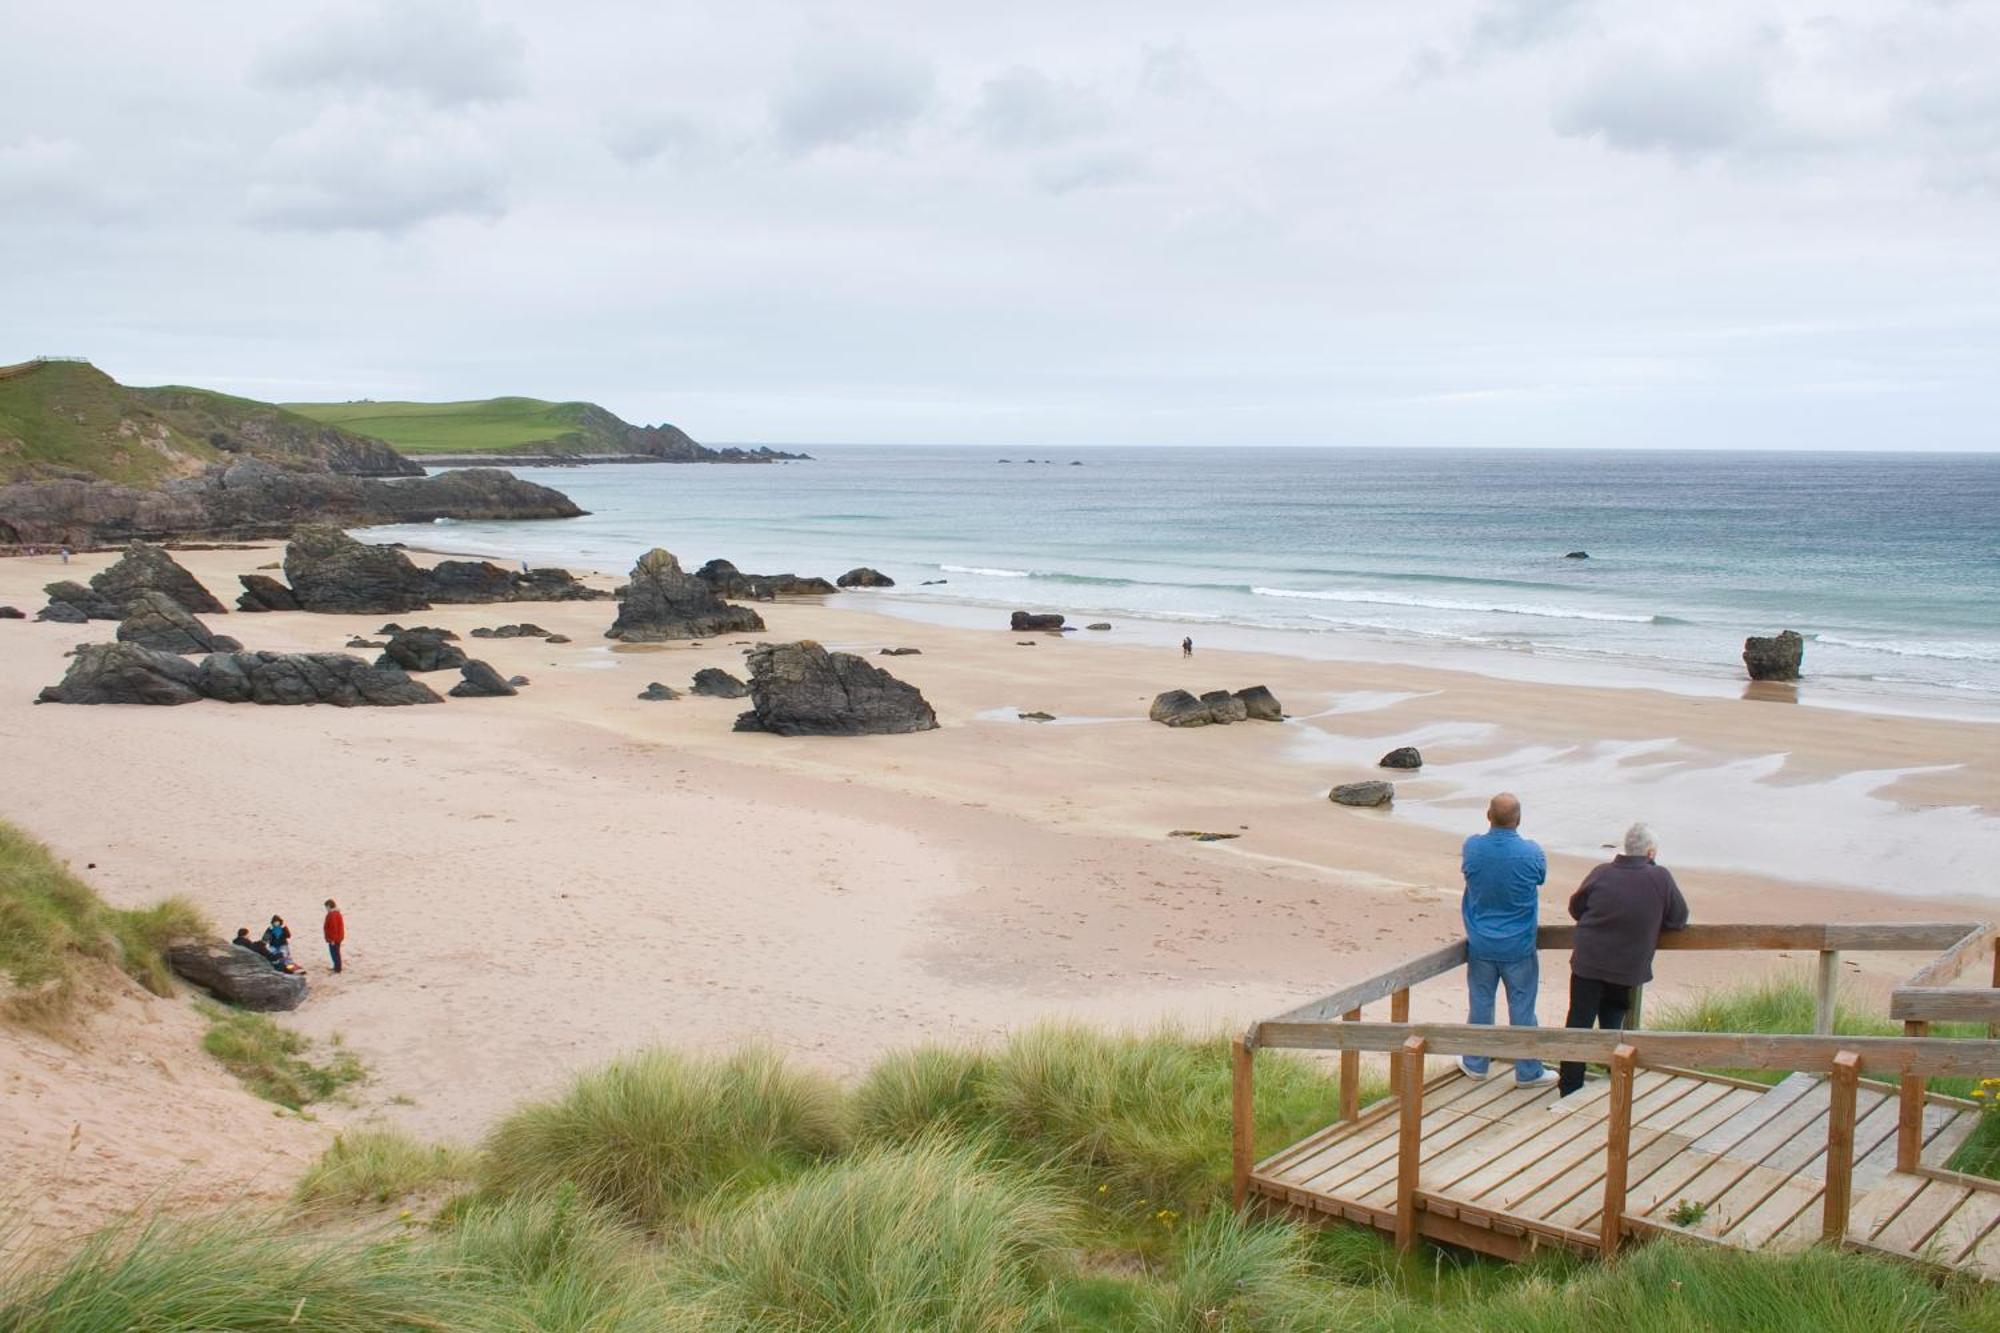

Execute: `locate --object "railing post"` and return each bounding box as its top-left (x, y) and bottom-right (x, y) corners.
top-left (1389, 987), bottom-right (1411, 1097)
top-left (1395, 1034), bottom-right (1427, 1253)
top-left (1824, 1051), bottom-right (1860, 1242)
top-left (1231, 1036), bottom-right (1255, 1209)
top-left (1815, 950), bottom-right (1840, 1035)
top-left (1626, 984), bottom-right (1643, 1032)
top-left (1339, 1007), bottom-right (1361, 1122)
top-left (1600, 1044), bottom-right (1637, 1257)
top-left (1898, 1020), bottom-right (1930, 1172)
top-left (1990, 937), bottom-right (2000, 1040)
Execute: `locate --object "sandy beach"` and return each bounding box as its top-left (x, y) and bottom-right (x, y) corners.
top-left (4, 540), bottom-right (1999, 1253)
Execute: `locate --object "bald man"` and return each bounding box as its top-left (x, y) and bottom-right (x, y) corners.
top-left (1458, 792), bottom-right (1558, 1087)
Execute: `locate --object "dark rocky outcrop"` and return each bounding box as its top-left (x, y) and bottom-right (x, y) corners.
top-left (607, 549), bottom-right (766, 642)
top-left (637, 682), bottom-right (679, 701)
top-left (38, 581), bottom-right (122, 622)
top-left (235, 573), bottom-right (301, 612)
top-left (470, 623), bottom-right (553, 639)
top-left (166, 942), bottom-right (306, 1011)
top-left (375, 628), bottom-right (467, 673)
top-left (284, 525), bottom-right (431, 614)
top-left (1379, 746), bottom-right (1423, 770)
top-left (36, 642), bottom-right (205, 705)
top-left (1564, 551), bottom-right (1590, 560)
top-left (1330, 781), bottom-right (1395, 808)
top-left (377, 624), bottom-right (457, 640)
top-left (692, 558), bottom-right (837, 599)
top-left (1019, 710), bottom-right (1055, 722)
top-left (0, 606), bottom-right (21, 619)
top-left (425, 560), bottom-right (608, 605)
top-left (836, 567), bottom-right (894, 588)
top-left (196, 651), bottom-right (442, 706)
top-left (1198, 690), bottom-right (1251, 724)
top-left (448, 660), bottom-right (518, 698)
top-left (115, 591), bottom-right (242, 654)
top-left (733, 641), bottom-right (938, 736)
top-left (0, 458), bottom-right (582, 548)
top-left (90, 541), bottom-right (227, 614)
top-left (1010, 612), bottom-right (1065, 632)
top-left (878, 647), bottom-right (922, 656)
top-left (1743, 630), bottom-right (1805, 682)
top-left (1234, 685), bottom-right (1283, 721)
top-left (690, 667), bottom-right (749, 699)
top-left (1086, 623), bottom-right (1112, 631)
top-left (345, 637), bottom-right (384, 649)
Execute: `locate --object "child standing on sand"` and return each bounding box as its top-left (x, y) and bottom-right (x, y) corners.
top-left (323, 899), bottom-right (345, 973)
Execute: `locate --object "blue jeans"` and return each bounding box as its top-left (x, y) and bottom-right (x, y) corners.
top-left (1463, 954), bottom-right (1547, 1082)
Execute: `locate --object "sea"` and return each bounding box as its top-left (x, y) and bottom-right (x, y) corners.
top-left (364, 446), bottom-right (2000, 717)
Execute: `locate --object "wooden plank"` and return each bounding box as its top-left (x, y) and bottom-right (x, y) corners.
top-left (1255, 1022), bottom-right (2000, 1078)
top-left (1340, 1008), bottom-right (1361, 1122)
top-left (1848, 1171), bottom-right (1929, 1243)
top-left (1824, 923), bottom-right (1984, 952)
top-left (1874, 1179), bottom-right (1972, 1254)
top-left (1900, 1020), bottom-right (1930, 1172)
top-left (1764, 1083), bottom-right (1889, 1178)
top-left (1232, 1037), bottom-right (1254, 1208)
top-left (1436, 1077), bottom-right (1680, 1213)
top-left (1534, 922), bottom-right (1977, 953)
top-left (1357, 1080), bottom-right (1610, 1209)
top-left (1918, 1186), bottom-right (2000, 1266)
top-left (1857, 1101), bottom-right (1964, 1193)
top-left (1901, 923), bottom-right (1999, 989)
top-left (1278, 1072), bottom-right (1515, 1191)
top-left (1687, 1082), bottom-right (1846, 1234)
top-left (1499, 1073), bottom-right (1710, 1220)
top-left (1395, 1035), bottom-right (1426, 1253)
top-left (1958, 1203), bottom-right (2000, 1276)
top-left (1335, 1081), bottom-right (1558, 1205)
top-left (1824, 1052), bottom-right (1861, 1242)
top-left (1268, 939), bottom-right (1467, 1028)
top-left (1725, 1176), bottom-right (1824, 1250)
top-left (1390, 988), bottom-right (1411, 1098)
top-left (1691, 1073), bottom-right (1818, 1156)
top-left (1889, 988), bottom-right (2000, 1024)
top-left (1257, 1067), bottom-right (1482, 1176)
top-left (1601, 1045), bottom-right (1637, 1256)
top-left (1559, 1084), bottom-right (1757, 1232)
top-left (1530, 1077), bottom-right (1734, 1228)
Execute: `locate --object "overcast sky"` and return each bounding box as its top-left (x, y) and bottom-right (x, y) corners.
top-left (3, 1), bottom-right (1997, 449)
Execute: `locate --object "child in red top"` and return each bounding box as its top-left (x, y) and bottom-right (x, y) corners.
top-left (323, 899), bottom-right (346, 974)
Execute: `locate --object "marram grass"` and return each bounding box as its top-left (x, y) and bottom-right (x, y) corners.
top-left (295, 1129), bottom-right (476, 1208)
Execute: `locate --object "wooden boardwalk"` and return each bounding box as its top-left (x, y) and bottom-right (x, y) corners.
top-left (1251, 1063), bottom-right (2000, 1272)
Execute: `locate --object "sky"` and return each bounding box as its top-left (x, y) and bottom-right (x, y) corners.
top-left (2, 0), bottom-right (1998, 450)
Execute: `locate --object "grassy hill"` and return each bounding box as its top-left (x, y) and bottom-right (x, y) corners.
top-left (0, 359), bottom-right (416, 485)
top-left (284, 396), bottom-right (632, 456)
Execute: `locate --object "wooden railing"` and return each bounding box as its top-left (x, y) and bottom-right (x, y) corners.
top-left (1232, 921), bottom-right (2000, 1256)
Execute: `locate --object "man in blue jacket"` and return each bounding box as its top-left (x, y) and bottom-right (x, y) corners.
top-left (1459, 792), bottom-right (1558, 1086)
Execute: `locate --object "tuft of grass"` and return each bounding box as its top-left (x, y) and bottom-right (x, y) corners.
top-left (666, 1138), bottom-right (1073, 1333)
top-left (0, 820), bottom-right (208, 1028)
top-left (479, 1045), bottom-right (848, 1229)
top-left (851, 1044), bottom-right (994, 1144)
top-left (423, 1186), bottom-right (674, 1332)
top-left (1136, 1207), bottom-right (1334, 1332)
top-left (295, 1129), bottom-right (475, 1209)
top-left (200, 1003), bottom-right (366, 1110)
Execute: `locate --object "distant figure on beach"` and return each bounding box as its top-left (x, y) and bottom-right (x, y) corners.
top-left (520, 558), bottom-right (530, 574)
top-left (323, 898), bottom-right (345, 973)
top-left (262, 915), bottom-right (300, 973)
top-left (1458, 792), bottom-right (1558, 1087)
top-left (59, 546), bottom-right (70, 564)
top-left (1557, 823), bottom-right (1689, 1098)
top-left (1182, 637), bottom-right (1193, 657)
top-left (232, 926), bottom-right (278, 968)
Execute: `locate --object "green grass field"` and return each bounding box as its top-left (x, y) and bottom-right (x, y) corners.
top-left (284, 397), bottom-right (619, 455)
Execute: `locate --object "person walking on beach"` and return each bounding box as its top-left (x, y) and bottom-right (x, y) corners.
top-left (1556, 823), bottom-right (1689, 1098)
top-left (323, 898), bottom-right (346, 974)
top-left (1181, 636), bottom-right (1193, 657)
top-left (1458, 792), bottom-right (1559, 1087)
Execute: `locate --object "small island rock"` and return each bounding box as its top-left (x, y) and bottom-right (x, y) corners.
top-left (836, 567), bottom-right (895, 588)
top-left (608, 549), bottom-right (766, 642)
top-left (733, 640), bottom-right (938, 736)
top-left (1379, 746), bottom-right (1423, 770)
top-left (1743, 629), bottom-right (1805, 682)
top-left (1330, 781), bottom-right (1395, 808)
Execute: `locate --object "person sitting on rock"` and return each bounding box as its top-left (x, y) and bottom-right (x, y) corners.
top-left (233, 926), bottom-right (279, 967)
top-left (262, 915), bottom-right (301, 973)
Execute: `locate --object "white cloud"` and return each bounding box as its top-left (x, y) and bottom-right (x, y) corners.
top-left (1468, 0), bottom-right (1594, 58)
top-left (1552, 47), bottom-right (1775, 159)
top-left (256, 0), bottom-right (525, 108)
top-left (602, 109), bottom-right (710, 167)
top-left (0, 137), bottom-right (132, 223)
top-left (772, 41), bottom-right (935, 154)
top-left (246, 103), bottom-right (507, 232)
top-left (1033, 147), bottom-right (1148, 194)
top-left (970, 68), bottom-right (1106, 149)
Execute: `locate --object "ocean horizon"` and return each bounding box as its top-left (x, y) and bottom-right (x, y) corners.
top-left (364, 444), bottom-right (2000, 715)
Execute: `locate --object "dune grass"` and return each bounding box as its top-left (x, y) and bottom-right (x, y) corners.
top-left (0, 820), bottom-right (206, 1029)
top-left (295, 1130), bottom-right (476, 1209)
top-left (199, 1003), bottom-right (366, 1111)
top-left (479, 1045), bottom-right (848, 1228)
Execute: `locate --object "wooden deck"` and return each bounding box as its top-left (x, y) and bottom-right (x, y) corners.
top-left (1251, 1064), bottom-right (2000, 1273)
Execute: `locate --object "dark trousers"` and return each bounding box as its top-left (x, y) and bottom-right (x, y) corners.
top-left (1558, 973), bottom-right (1632, 1096)
top-left (328, 941), bottom-right (343, 973)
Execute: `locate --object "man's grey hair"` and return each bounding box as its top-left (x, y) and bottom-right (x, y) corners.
top-left (1622, 822), bottom-right (1657, 857)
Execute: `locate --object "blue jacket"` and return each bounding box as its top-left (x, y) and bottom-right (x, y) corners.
top-left (1461, 828), bottom-right (1546, 962)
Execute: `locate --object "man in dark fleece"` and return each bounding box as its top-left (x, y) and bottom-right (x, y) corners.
top-left (1557, 822), bottom-right (1690, 1099)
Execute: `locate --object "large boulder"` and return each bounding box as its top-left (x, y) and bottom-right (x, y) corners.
top-left (0, 606), bottom-right (22, 619)
top-left (1149, 689), bottom-right (1215, 727)
top-left (235, 573), bottom-right (301, 612)
top-left (197, 651), bottom-right (443, 706)
top-left (283, 525), bottom-right (431, 614)
top-left (1330, 781), bottom-right (1395, 808)
top-left (692, 558), bottom-right (837, 599)
top-left (836, 567), bottom-right (894, 588)
top-left (39, 580), bottom-right (123, 621)
top-left (607, 549), bottom-right (766, 642)
top-left (1199, 690), bottom-right (1250, 724)
top-left (375, 628), bottom-right (468, 674)
top-left (36, 642), bottom-right (205, 705)
top-left (1010, 611), bottom-right (1065, 632)
top-left (690, 667), bottom-right (749, 699)
top-left (90, 541), bottom-right (226, 614)
top-left (1379, 746), bottom-right (1423, 770)
top-left (1743, 630), bottom-right (1805, 682)
top-left (425, 559), bottom-right (609, 605)
top-left (166, 943), bottom-right (306, 1012)
top-left (115, 590), bottom-right (243, 654)
top-left (733, 641), bottom-right (938, 736)
top-left (1234, 685), bottom-right (1283, 721)
top-left (448, 660), bottom-right (518, 698)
